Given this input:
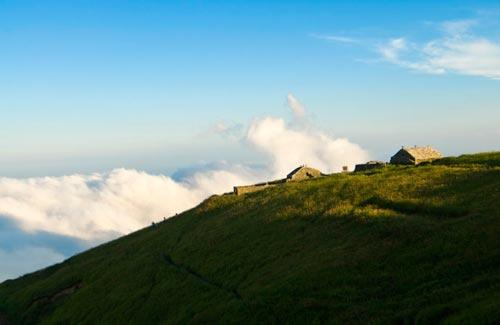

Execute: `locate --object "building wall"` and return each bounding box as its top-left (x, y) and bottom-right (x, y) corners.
top-left (390, 150), bottom-right (416, 165)
top-left (233, 178), bottom-right (289, 195)
top-left (234, 184), bottom-right (270, 195)
top-left (354, 162), bottom-right (386, 172)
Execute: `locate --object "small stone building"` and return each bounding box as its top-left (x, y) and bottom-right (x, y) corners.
top-left (390, 146), bottom-right (442, 165)
top-left (286, 165), bottom-right (322, 181)
top-left (354, 161), bottom-right (386, 172)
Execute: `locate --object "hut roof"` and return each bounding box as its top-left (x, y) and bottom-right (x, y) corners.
top-left (403, 146), bottom-right (442, 160)
top-left (286, 166), bottom-right (305, 178)
top-left (286, 165), bottom-right (321, 178)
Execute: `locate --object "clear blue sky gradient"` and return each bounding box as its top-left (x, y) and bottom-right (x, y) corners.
top-left (1, 0), bottom-right (499, 176)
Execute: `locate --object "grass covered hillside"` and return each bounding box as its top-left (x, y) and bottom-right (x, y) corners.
top-left (1, 152), bottom-right (499, 324)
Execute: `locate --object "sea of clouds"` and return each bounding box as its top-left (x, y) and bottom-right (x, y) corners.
top-left (0, 94), bottom-right (369, 280)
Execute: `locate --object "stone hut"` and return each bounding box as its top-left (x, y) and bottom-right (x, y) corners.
top-left (286, 165), bottom-right (322, 181)
top-left (390, 146), bottom-right (442, 165)
top-left (354, 160), bottom-right (386, 172)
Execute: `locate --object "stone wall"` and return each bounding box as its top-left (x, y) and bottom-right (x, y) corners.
top-left (354, 161), bottom-right (386, 172)
top-left (234, 179), bottom-right (287, 195)
top-left (234, 183), bottom-right (270, 195)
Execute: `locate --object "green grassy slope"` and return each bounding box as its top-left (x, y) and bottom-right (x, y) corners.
top-left (1, 152), bottom-right (499, 324)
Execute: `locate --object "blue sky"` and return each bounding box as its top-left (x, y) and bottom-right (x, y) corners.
top-left (1, 0), bottom-right (499, 177)
top-left (0, 1), bottom-right (499, 281)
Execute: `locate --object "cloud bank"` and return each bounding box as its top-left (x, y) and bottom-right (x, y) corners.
top-left (0, 167), bottom-right (259, 242)
top-left (0, 95), bottom-right (369, 248)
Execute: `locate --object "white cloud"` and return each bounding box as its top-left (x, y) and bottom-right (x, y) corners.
top-left (0, 95), bottom-right (369, 243)
top-left (378, 38), bottom-right (408, 61)
top-left (0, 246), bottom-right (65, 282)
top-left (423, 38), bottom-right (500, 79)
top-left (247, 116), bottom-right (369, 178)
top-left (440, 19), bottom-right (476, 37)
top-left (211, 121), bottom-right (244, 139)
top-left (185, 165), bottom-right (268, 195)
top-left (287, 93), bottom-right (307, 119)
top-left (213, 121), bottom-right (229, 133)
top-left (378, 19), bottom-right (500, 79)
top-left (377, 38), bottom-right (445, 75)
top-left (312, 18), bottom-right (500, 79)
top-left (311, 34), bottom-right (359, 44)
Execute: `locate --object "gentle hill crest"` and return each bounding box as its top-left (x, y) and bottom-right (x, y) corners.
top-left (1, 152), bottom-right (499, 324)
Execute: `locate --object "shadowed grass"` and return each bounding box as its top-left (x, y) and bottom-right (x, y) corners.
top-left (360, 196), bottom-right (467, 218)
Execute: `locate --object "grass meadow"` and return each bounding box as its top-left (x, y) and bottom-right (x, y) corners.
top-left (1, 152), bottom-right (499, 324)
